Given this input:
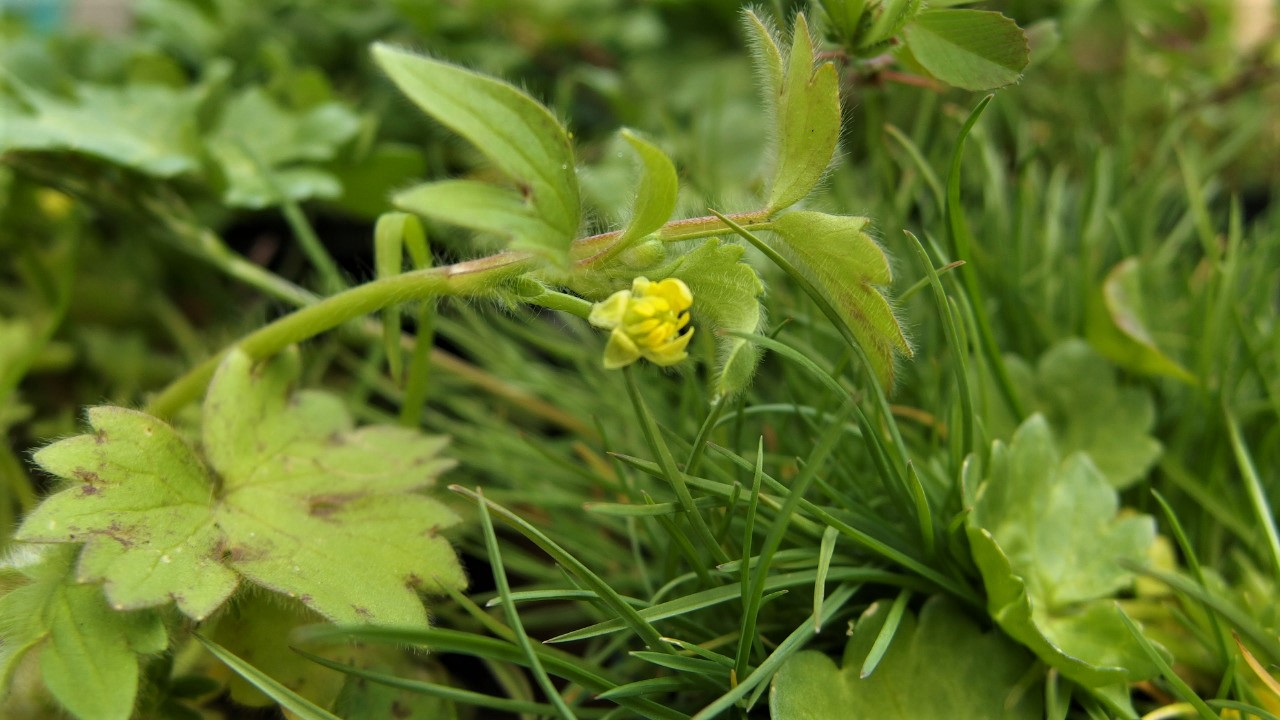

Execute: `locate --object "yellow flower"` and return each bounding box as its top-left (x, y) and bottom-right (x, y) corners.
top-left (589, 277), bottom-right (695, 369)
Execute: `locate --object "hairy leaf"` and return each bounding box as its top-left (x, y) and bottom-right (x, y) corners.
top-left (770, 596), bottom-right (1041, 719)
top-left (616, 129), bottom-right (678, 247)
top-left (967, 416), bottom-right (1162, 686)
top-left (743, 13), bottom-right (841, 213)
top-left (769, 211), bottom-right (911, 389)
top-left (903, 9), bottom-right (1029, 91)
top-left (0, 82), bottom-right (202, 176)
top-left (373, 43), bottom-right (580, 264)
top-left (0, 545), bottom-right (165, 720)
top-left (207, 87), bottom-right (361, 208)
top-left (656, 240), bottom-right (764, 397)
top-left (18, 348), bottom-right (464, 626)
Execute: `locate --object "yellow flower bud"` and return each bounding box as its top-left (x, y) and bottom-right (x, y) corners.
top-left (588, 277), bottom-right (695, 369)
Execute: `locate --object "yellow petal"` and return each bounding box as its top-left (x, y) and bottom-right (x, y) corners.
top-left (602, 329), bottom-right (641, 369)
top-left (645, 328), bottom-right (694, 366)
top-left (589, 290), bottom-right (631, 329)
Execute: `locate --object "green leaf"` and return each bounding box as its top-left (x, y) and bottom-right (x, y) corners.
top-left (769, 596), bottom-right (1042, 719)
top-left (768, 211), bottom-right (911, 389)
top-left (394, 180), bottom-right (565, 256)
top-left (1086, 258), bottom-right (1196, 384)
top-left (212, 594), bottom-right (352, 709)
top-left (0, 545), bottom-right (165, 720)
top-left (616, 129), bottom-right (678, 247)
top-left (966, 415), bottom-right (1162, 686)
top-left (863, 0), bottom-right (924, 49)
top-left (989, 340), bottom-right (1162, 489)
top-left (767, 14), bottom-right (842, 213)
top-left (0, 82), bottom-right (202, 176)
top-left (656, 239), bottom-right (764, 397)
top-left (18, 348), bottom-right (464, 626)
top-left (207, 87), bottom-right (361, 208)
top-left (372, 43), bottom-right (580, 264)
top-left (903, 9), bottom-right (1029, 91)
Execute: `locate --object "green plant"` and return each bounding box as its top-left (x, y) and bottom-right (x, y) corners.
top-left (1, 0), bottom-right (1278, 718)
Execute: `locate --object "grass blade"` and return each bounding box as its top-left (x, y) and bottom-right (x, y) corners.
top-left (195, 635), bottom-right (341, 720)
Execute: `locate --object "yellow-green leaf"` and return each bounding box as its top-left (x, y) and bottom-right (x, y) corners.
top-left (769, 211), bottom-right (911, 389)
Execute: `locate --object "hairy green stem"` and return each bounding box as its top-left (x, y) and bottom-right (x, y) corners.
top-left (145, 252), bottom-right (536, 417)
top-left (147, 209), bottom-right (776, 418)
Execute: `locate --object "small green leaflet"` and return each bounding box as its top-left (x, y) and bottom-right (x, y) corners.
top-left (0, 81), bottom-right (203, 177)
top-left (743, 12), bottom-right (841, 213)
top-left (903, 9), bottom-right (1029, 91)
top-left (768, 211), bottom-right (912, 390)
top-left (615, 129), bottom-right (678, 248)
top-left (373, 43), bottom-right (580, 266)
top-left (656, 240), bottom-right (764, 397)
top-left (18, 347), bottom-right (465, 626)
top-left (0, 545), bottom-right (166, 720)
top-left (769, 596), bottom-right (1042, 719)
top-left (966, 415), bottom-right (1163, 687)
top-left (207, 87), bottom-right (361, 208)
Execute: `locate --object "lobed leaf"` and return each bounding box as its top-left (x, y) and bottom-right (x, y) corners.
top-left (0, 545), bottom-right (165, 720)
top-left (769, 596), bottom-right (1042, 719)
top-left (207, 87), bottom-right (361, 208)
top-left (768, 211), bottom-right (911, 389)
top-left (18, 348), bottom-right (464, 626)
top-left (988, 339), bottom-right (1162, 489)
top-left (373, 43), bottom-right (580, 264)
top-left (0, 81), bottom-right (203, 176)
top-left (967, 415), bottom-right (1162, 686)
top-left (903, 9), bottom-right (1029, 91)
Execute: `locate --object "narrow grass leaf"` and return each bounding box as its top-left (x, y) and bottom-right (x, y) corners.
top-left (450, 486), bottom-right (668, 652)
top-left (813, 526), bottom-right (839, 631)
top-left (294, 648), bottom-right (609, 718)
top-left (1226, 410), bottom-right (1280, 582)
top-left (859, 590), bottom-right (911, 678)
top-left (476, 488), bottom-right (577, 719)
top-left (196, 635), bottom-right (340, 720)
top-left (1115, 608), bottom-right (1217, 720)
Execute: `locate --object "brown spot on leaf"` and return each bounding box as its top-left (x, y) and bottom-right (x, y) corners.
top-left (73, 468), bottom-right (103, 485)
top-left (405, 574), bottom-right (422, 589)
top-left (104, 522), bottom-right (133, 548)
top-left (94, 429), bottom-right (107, 445)
top-left (308, 493), bottom-right (359, 518)
top-left (78, 485), bottom-right (101, 497)
top-left (352, 605), bottom-right (373, 619)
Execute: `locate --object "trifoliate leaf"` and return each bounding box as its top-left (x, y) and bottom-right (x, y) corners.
top-left (656, 239), bottom-right (764, 397)
top-left (0, 82), bottom-right (202, 176)
top-left (207, 87), bottom-right (360, 208)
top-left (903, 9), bottom-right (1029, 91)
top-left (18, 348), bottom-right (464, 626)
top-left (770, 596), bottom-right (1042, 719)
top-left (1086, 258), bottom-right (1195, 384)
top-left (966, 415), bottom-right (1162, 687)
top-left (767, 14), bottom-right (841, 212)
top-left (769, 211), bottom-right (911, 390)
top-left (0, 545), bottom-right (166, 720)
top-left (373, 43), bottom-right (580, 265)
top-left (988, 339), bottom-right (1162, 489)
